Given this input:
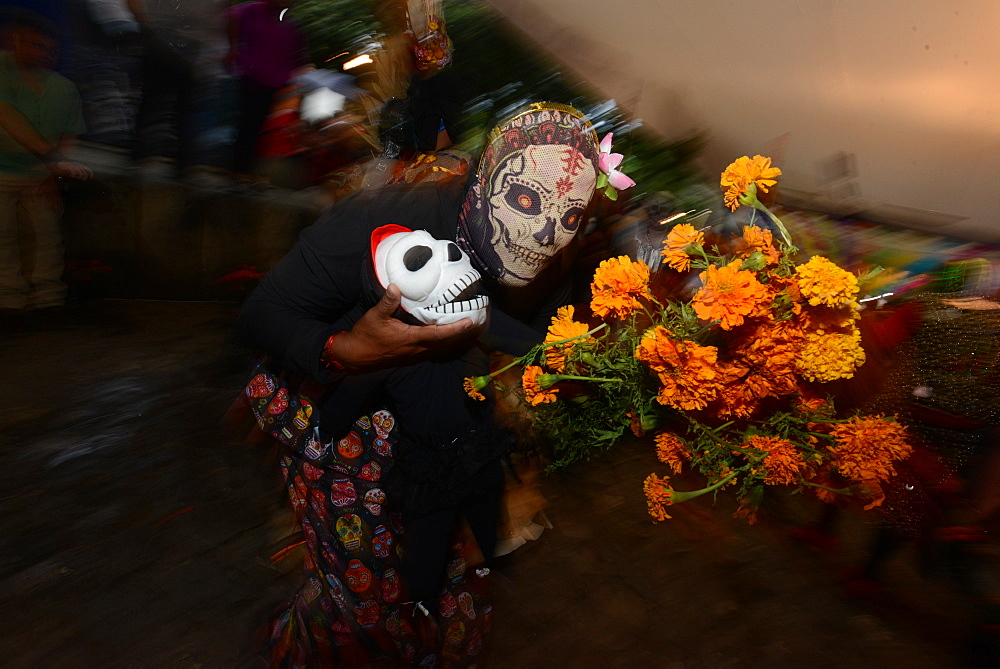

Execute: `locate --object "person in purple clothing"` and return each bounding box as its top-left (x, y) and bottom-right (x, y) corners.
top-left (226, 0), bottom-right (310, 181)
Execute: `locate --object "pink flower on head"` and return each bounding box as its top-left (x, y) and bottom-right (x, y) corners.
top-left (598, 133), bottom-right (636, 191)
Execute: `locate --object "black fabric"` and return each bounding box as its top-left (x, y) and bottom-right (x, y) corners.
top-left (232, 78), bottom-right (277, 174)
top-left (133, 26), bottom-right (200, 170)
top-left (234, 179), bottom-right (465, 384)
top-left (235, 178), bottom-right (554, 601)
top-left (407, 69), bottom-right (464, 151)
top-left (401, 460), bottom-right (503, 602)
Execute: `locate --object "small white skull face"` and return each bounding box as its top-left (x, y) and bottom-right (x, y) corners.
top-left (486, 144), bottom-right (595, 287)
top-left (374, 229), bottom-right (489, 325)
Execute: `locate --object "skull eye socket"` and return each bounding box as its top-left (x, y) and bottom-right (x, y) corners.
top-left (403, 245), bottom-right (433, 271)
top-left (562, 207), bottom-right (583, 232)
top-left (504, 183), bottom-right (541, 215)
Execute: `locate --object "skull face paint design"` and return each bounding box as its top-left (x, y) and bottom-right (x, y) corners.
top-left (373, 227), bottom-right (489, 326)
top-left (457, 103), bottom-right (599, 288)
top-left (484, 144), bottom-right (594, 285)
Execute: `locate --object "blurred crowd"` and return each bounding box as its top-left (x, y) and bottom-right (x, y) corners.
top-left (1, 0), bottom-right (463, 193)
top-left (1, 0), bottom-right (472, 323)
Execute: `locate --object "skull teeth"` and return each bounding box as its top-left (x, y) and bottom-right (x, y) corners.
top-left (508, 242), bottom-right (549, 265)
top-left (429, 269), bottom-right (483, 309)
top-left (427, 295), bottom-right (490, 314)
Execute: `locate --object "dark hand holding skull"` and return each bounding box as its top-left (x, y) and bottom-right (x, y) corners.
top-left (327, 283), bottom-right (481, 372)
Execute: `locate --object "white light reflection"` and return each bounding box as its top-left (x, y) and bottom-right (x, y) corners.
top-left (658, 211), bottom-right (694, 226)
top-left (343, 54), bottom-right (373, 70)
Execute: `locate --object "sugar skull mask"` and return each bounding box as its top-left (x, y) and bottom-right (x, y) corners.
top-left (372, 225), bottom-right (489, 326)
top-left (457, 102), bottom-right (599, 287)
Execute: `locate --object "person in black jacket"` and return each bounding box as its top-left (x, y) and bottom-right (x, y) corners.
top-left (236, 101), bottom-right (599, 666)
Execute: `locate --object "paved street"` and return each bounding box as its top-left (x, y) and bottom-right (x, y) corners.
top-left (0, 299), bottom-right (990, 667)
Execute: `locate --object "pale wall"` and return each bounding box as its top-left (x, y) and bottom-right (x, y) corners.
top-left (486, 0), bottom-right (1000, 242)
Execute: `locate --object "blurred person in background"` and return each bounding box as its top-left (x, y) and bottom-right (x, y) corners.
top-left (69, 0), bottom-right (141, 149)
top-left (127, 0), bottom-right (227, 179)
top-left (0, 9), bottom-right (91, 325)
top-left (226, 0), bottom-right (310, 187)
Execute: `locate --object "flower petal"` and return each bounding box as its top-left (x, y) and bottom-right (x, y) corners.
top-left (608, 169), bottom-right (636, 190)
top-left (600, 132), bottom-right (614, 154)
top-left (598, 152), bottom-right (613, 173)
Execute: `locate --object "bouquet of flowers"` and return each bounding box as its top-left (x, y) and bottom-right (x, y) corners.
top-left (465, 155), bottom-right (913, 522)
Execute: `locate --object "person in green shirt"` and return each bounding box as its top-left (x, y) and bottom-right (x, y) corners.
top-left (0, 9), bottom-right (91, 316)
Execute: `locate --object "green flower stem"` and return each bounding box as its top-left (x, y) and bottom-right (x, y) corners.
top-left (669, 472), bottom-right (739, 504)
top-left (488, 356), bottom-right (528, 380)
top-left (694, 244), bottom-right (712, 266)
top-left (751, 200), bottom-right (793, 248)
top-left (795, 441), bottom-right (826, 456)
top-left (487, 322), bottom-right (611, 382)
top-left (641, 304), bottom-right (659, 324)
top-left (802, 481), bottom-right (853, 496)
top-left (548, 374), bottom-right (623, 384)
top-left (729, 445), bottom-right (768, 456)
top-left (540, 322), bottom-right (608, 349)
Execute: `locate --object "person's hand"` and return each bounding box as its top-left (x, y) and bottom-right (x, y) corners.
top-left (331, 284), bottom-right (480, 371)
top-left (46, 160), bottom-right (93, 181)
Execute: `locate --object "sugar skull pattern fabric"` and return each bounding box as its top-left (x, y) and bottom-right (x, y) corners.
top-left (265, 409), bottom-right (494, 667)
top-left (457, 103), bottom-right (599, 288)
top-left (246, 367), bottom-right (316, 448)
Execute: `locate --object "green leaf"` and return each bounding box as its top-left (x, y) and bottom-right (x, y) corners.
top-left (605, 185), bottom-right (618, 201)
top-left (596, 172), bottom-right (609, 189)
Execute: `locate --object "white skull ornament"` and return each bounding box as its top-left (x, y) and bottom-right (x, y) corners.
top-left (372, 225), bottom-right (489, 326)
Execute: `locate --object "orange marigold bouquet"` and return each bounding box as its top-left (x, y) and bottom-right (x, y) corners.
top-left (465, 155), bottom-right (911, 522)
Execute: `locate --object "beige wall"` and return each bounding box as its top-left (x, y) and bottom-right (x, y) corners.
top-left (487, 0), bottom-right (1000, 242)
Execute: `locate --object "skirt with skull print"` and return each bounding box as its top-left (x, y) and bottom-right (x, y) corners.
top-left (264, 407), bottom-right (494, 667)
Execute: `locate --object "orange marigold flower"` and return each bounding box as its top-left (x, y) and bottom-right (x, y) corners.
top-left (855, 478), bottom-right (888, 511)
top-left (734, 499), bottom-right (759, 525)
top-left (718, 377), bottom-right (767, 418)
top-left (739, 225), bottom-right (780, 265)
top-left (522, 365), bottom-right (558, 405)
top-left (643, 473), bottom-right (673, 521)
top-left (828, 415), bottom-right (912, 488)
top-left (544, 305), bottom-right (594, 372)
top-left (463, 376), bottom-right (488, 401)
top-left (721, 320), bottom-right (802, 409)
top-left (628, 410), bottom-right (644, 437)
top-left (665, 222), bottom-right (705, 250)
top-left (590, 256), bottom-right (651, 319)
top-left (746, 435), bottom-right (806, 486)
top-left (735, 319), bottom-right (803, 369)
top-left (720, 155), bottom-right (782, 211)
top-left (806, 466), bottom-right (841, 504)
top-left (796, 393), bottom-right (833, 418)
top-left (692, 259), bottom-right (770, 330)
top-left (661, 223), bottom-right (705, 272)
top-left (714, 362), bottom-right (761, 418)
top-left (662, 247), bottom-right (694, 272)
top-left (654, 431), bottom-right (690, 474)
top-left (794, 256), bottom-right (859, 308)
top-left (799, 304), bottom-right (860, 332)
top-left (795, 328), bottom-right (866, 382)
top-left (635, 327), bottom-right (721, 410)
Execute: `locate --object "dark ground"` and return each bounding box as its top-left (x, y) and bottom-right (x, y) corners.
top-left (1, 299), bottom-right (995, 667)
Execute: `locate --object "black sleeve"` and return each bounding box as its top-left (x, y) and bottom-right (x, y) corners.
top-left (234, 196), bottom-right (372, 383)
top-left (234, 181), bottom-right (466, 383)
